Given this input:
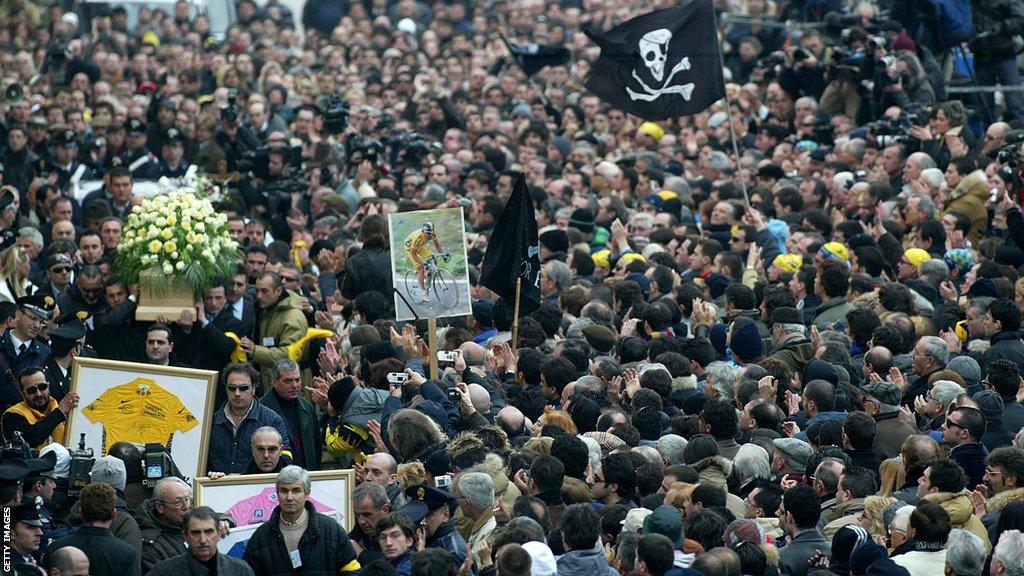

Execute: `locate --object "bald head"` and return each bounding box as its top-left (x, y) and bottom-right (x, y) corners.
top-left (459, 342), bottom-right (486, 366)
top-left (467, 383), bottom-right (491, 414)
top-left (497, 406), bottom-right (526, 437)
top-left (50, 545), bottom-right (89, 575)
top-left (864, 346), bottom-right (893, 376)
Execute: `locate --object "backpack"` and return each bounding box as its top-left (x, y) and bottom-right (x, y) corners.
top-left (925, 0), bottom-right (975, 49)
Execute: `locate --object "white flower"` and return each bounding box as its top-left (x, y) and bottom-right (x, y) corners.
top-left (175, 261), bottom-right (186, 271)
top-left (162, 262), bottom-right (174, 275)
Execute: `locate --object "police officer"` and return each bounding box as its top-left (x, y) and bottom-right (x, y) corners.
top-left (120, 118), bottom-right (160, 180)
top-left (0, 294), bottom-right (56, 413)
top-left (51, 129), bottom-right (93, 190)
top-left (42, 319), bottom-right (86, 402)
top-left (21, 452), bottom-right (60, 546)
top-left (0, 456), bottom-right (31, 504)
top-left (158, 126), bottom-right (190, 178)
top-left (398, 484), bottom-right (468, 571)
top-left (9, 501), bottom-right (44, 565)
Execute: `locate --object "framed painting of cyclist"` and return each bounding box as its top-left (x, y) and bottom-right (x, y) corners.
top-left (387, 207), bottom-right (473, 322)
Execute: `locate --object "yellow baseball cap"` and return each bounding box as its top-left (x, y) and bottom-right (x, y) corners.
top-left (619, 253), bottom-right (646, 265)
top-left (903, 248), bottom-right (931, 269)
top-left (592, 249), bottom-right (612, 269)
top-left (638, 122), bottom-right (665, 142)
top-left (819, 242), bottom-right (849, 262)
top-left (773, 254), bottom-right (803, 274)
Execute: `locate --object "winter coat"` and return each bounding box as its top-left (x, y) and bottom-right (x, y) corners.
top-left (982, 486), bottom-right (1024, 544)
top-left (148, 552), bottom-right (254, 576)
top-left (556, 548), bottom-right (619, 576)
top-left (767, 333), bottom-right (816, 375)
top-left (67, 494), bottom-right (142, 552)
top-left (982, 331), bottom-right (1024, 375)
top-left (251, 291), bottom-right (309, 384)
top-left (892, 549), bottom-right (947, 575)
top-left (137, 498), bottom-right (189, 573)
top-left (207, 398), bottom-right (292, 474)
top-left (822, 498), bottom-right (865, 539)
top-left (873, 411), bottom-right (917, 460)
top-left (920, 491), bottom-right (991, 551)
top-left (243, 501), bottom-right (360, 576)
top-left (456, 454), bottom-right (521, 538)
top-left (339, 245), bottom-right (393, 301)
top-left (968, 0), bottom-right (1024, 59)
top-left (44, 525), bottom-right (142, 576)
top-left (812, 297), bottom-right (855, 330)
top-left (261, 390), bottom-right (321, 471)
top-left (945, 170), bottom-right (989, 244)
top-left (692, 456), bottom-right (745, 519)
top-left (950, 442), bottom-right (989, 489)
top-left (778, 530), bottom-right (831, 576)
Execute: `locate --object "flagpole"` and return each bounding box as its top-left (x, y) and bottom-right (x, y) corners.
top-left (711, 8), bottom-right (751, 207)
top-left (511, 277), bottom-right (522, 355)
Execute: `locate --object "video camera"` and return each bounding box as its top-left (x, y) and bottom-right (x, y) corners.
top-left (322, 96), bottom-right (351, 136)
top-left (68, 433), bottom-right (95, 497)
top-left (388, 130), bottom-right (443, 170)
top-left (997, 132), bottom-right (1024, 169)
top-left (220, 88), bottom-right (240, 125)
top-left (143, 443), bottom-right (183, 488)
top-left (346, 134), bottom-right (385, 166)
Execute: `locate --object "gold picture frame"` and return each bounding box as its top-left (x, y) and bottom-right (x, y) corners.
top-left (66, 357), bottom-right (218, 480)
top-left (195, 469), bottom-right (356, 532)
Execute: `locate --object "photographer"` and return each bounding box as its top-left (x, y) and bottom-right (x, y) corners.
top-left (214, 98), bottom-right (261, 173)
top-left (907, 101), bottom-right (979, 170)
top-left (872, 52), bottom-right (936, 115)
top-left (777, 30), bottom-right (828, 102)
top-left (968, 0), bottom-right (1024, 124)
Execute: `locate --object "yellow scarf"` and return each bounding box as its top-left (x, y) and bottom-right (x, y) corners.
top-left (224, 328), bottom-right (334, 363)
top-left (4, 398), bottom-right (65, 449)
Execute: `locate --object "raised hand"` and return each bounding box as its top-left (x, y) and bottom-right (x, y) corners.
top-left (758, 375), bottom-right (777, 399)
top-left (888, 367), bottom-right (907, 390)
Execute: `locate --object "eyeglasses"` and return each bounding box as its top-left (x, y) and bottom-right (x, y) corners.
top-left (23, 383), bottom-right (48, 395)
top-left (51, 267), bottom-right (72, 273)
top-left (944, 419), bottom-right (964, 430)
top-left (985, 469), bottom-right (1003, 476)
top-left (226, 385), bottom-right (252, 393)
top-left (159, 496), bottom-right (191, 508)
top-left (280, 276), bottom-right (300, 283)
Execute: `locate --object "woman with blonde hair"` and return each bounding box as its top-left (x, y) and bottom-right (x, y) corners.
top-left (859, 495), bottom-right (897, 541)
top-left (0, 243), bottom-right (32, 303)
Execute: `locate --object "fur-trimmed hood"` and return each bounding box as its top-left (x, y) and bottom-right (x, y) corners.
top-left (692, 455), bottom-right (732, 489)
top-left (921, 491), bottom-right (974, 526)
top-left (987, 486), bottom-right (1024, 513)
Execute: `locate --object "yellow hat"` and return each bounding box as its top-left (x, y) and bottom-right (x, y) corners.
top-left (620, 253), bottom-right (646, 265)
top-left (638, 122), bottom-right (665, 142)
top-left (142, 31), bottom-right (161, 48)
top-left (819, 242), bottom-right (849, 262)
top-left (773, 254), bottom-right (803, 273)
top-left (657, 190), bottom-right (679, 202)
top-left (903, 248), bottom-right (931, 269)
top-left (592, 249), bottom-right (612, 269)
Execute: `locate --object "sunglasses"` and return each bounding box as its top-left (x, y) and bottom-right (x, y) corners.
top-left (51, 267), bottom-right (72, 273)
top-left (24, 383), bottom-right (48, 395)
top-left (226, 385), bottom-right (253, 393)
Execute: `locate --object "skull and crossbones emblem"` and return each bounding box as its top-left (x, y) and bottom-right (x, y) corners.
top-left (628, 29), bottom-right (695, 102)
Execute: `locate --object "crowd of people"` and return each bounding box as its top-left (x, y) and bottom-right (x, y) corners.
top-left (3, 0), bottom-right (1024, 575)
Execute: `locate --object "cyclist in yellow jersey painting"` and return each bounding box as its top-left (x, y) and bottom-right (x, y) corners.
top-left (404, 222), bottom-right (445, 303)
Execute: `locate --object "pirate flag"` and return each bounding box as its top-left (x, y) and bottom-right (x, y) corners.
top-left (584, 0), bottom-right (724, 121)
top-left (479, 173), bottom-right (541, 316)
top-left (503, 37), bottom-right (572, 77)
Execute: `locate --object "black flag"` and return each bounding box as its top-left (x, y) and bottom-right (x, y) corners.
top-left (583, 0), bottom-right (724, 121)
top-left (503, 37), bottom-right (572, 77)
top-left (479, 173), bottom-right (541, 315)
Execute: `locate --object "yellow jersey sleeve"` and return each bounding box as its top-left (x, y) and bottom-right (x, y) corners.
top-left (404, 230), bottom-right (428, 251)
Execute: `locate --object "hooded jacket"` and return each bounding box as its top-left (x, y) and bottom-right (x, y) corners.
top-left (251, 290), bottom-right (309, 383)
top-left (692, 456), bottom-right (745, 519)
top-left (945, 170), bottom-right (989, 243)
top-left (767, 333), bottom-right (816, 375)
top-left (812, 297), bottom-right (855, 330)
top-left (822, 498), bottom-right (866, 539)
top-left (981, 486), bottom-right (1024, 544)
top-left (920, 491), bottom-right (991, 551)
top-left (556, 547), bottom-right (619, 576)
